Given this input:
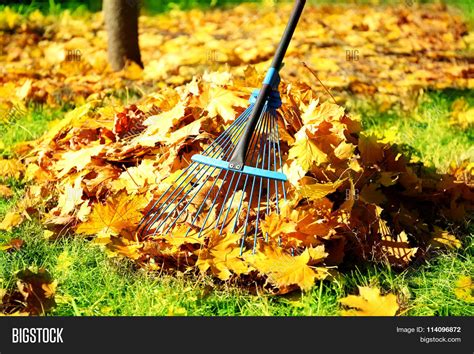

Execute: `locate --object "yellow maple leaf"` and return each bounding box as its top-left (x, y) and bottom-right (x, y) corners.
top-left (196, 232), bottom-right (250, 280)
top-left (143, 100), bottom-right (186, 135)
top-left (56, 176), bottom-right (84, 216)
top-left (301, 100), bottom-right (344, 125)
top-left (123, 61), bottom-right (143, 80)
top-left (298, 178), bottom-right (345, 201)
top-left (339, 286), bottom-right (399, 316)
top-left (333, 141), bottom-right (355, 160)
top-left (111, 159), bottom-right (157, 194)
top-left (198, 87), bottom-right (248, 123)
top-left (157, 224), bottom-right (204, 252)
top-left (0, 159), bottom-right (25, 179)
top-left (248, 247), bottom-right (327, 291)
top-left (76, 193), bottom-right (147, 236)
top-left (0, 211), bottom-right (23, 231)
top-left (106, 238), bottom-right (143, 260)
top-left (288, 129), bottom-right (328, 171)
top-left (2, 7), bottom-right (21, 29)
top-left (307, 245), bottom-right (328, 264)
top-left (282, 160), bottom-right (306, 187)
top-left (450, 98), bottom-right (474, 129)
top-left (42, 103), bottom-right (92, 143)
top-left (55, 144), bottom-right (104, 178)
top-left (260, 212), bottom-right (297, 240)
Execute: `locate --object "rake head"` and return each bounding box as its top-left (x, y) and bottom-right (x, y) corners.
top-left (138, 88), bottom-right (287, 253)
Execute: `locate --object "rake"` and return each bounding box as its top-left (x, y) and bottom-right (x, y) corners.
top-left (138, 0), bottom-right (306, 253)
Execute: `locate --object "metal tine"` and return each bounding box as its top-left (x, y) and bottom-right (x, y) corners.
top-left (275, 114), bottom-right (287, 201)
top-left (140, 106), bottom-right (253, 236)
top-left (266, 112), bottom-right (272, 216)
top-left (263, 111), bottom-right (275, 242)
top-left (140, 105), bottom-right (252, 230)
top-left (240, 109), bottom-right (271, 253)
top-left (271, 113), bottom-right (281, 215)
top-left (185, 113), bottom-right (264, 238)
top-left (229, 102), bottom-right (270, 237)
top-left (152, 109), bottom-right (252, 236)
top-left (155, 105), bottom-right (258, 235)
top-left (252, 111), bottom-right (273, 251)
top-left (272, 113), bottom-right (285, 247)
top-left (203, 105), bottom-right (270, 237)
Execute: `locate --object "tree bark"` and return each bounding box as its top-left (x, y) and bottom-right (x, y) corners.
top-left (104, 0), bottom-right (143, 71)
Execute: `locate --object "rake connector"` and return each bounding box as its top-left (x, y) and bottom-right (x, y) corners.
top-left (138, 0), bottom-right (306, 253)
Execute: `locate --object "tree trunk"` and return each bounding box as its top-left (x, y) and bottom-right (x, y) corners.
top-left (103, 0), bottom-right (143, 71)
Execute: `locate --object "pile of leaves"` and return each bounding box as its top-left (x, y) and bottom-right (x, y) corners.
top-left (1, 2), bottom-right (472, 120)
top-left (1, 69), bottom-right (472, 293)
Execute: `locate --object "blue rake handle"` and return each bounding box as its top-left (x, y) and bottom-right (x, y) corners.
top-left (228, 0), bottom-right (306, 170)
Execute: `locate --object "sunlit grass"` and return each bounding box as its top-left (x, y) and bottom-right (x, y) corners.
top-left (355, 89), bottom-right (474, 172)
top-left (1, 218), bottom-right (471, 315)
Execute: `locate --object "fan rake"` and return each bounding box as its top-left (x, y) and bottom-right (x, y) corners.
top-left (138, 0), bottom-right (306, 253)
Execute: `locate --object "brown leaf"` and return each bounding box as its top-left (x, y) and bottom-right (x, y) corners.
top-left (1, 269), bottom-right (57, 315)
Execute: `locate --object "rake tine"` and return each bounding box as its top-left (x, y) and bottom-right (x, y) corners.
top-left (216, 106), bottom-right (271, 236)
top-left (240, 111), bottom-right (271, 253)
top-left (154, 106), bottom-right (255, 235)
top-left (230, 105), bottom-right (269, 236)
top-left (156, 122), bottom-right (245, 235)
top-left (138, 106), bottom-right (252, 233)
top-left (252, 113), bottom-right (272, 251)
top-left (142, 108), bottom-right (253, 235)
top-left (275, 115), bottom-right (287, 201)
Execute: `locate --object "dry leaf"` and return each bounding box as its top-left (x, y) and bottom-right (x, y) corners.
top-left (339, 286), bottom-right (399, 316)
top-left (0, 212), bottom-right (23, 231)
top-left (249, 247), bottom-right (327, 291)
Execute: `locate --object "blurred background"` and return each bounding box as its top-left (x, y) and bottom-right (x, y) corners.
top-left (0, 0), bottom-right (472, 16)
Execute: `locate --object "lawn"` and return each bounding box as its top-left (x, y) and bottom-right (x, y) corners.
top-left (0, 0), bottom-right (473, 316)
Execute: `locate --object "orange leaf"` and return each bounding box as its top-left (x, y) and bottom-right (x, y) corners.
top-left (76, 193), bottom-right (147, 236)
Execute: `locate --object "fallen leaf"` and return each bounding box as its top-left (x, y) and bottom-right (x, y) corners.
top-left (430, 226), bottom-right (462, 250)
top-left (0, 212), bottom-right (23, 231)
top-left (339, 286), bottom-right (399, 316)
top-left (298, 178), bottom-right (345, 201)
top-left (249, 247), bottom-right (327, 291)
top-left (0, 185), bottom-right (13, 198)
top-left (76, 193), bottom-right (148, 236)
top-left (453, 276), bottom-right (473, 303)
top-left (0, 159), bottom-right (25, 179)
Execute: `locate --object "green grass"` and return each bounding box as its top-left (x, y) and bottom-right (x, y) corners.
top-left (1, 218), bottom-right (471, 316)
top-left (0, 87), bottom-right (473, 316)
top-left (0, 106), bottom-right (64, 158)
top-left (353, 89), bottom-right (474, 172)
